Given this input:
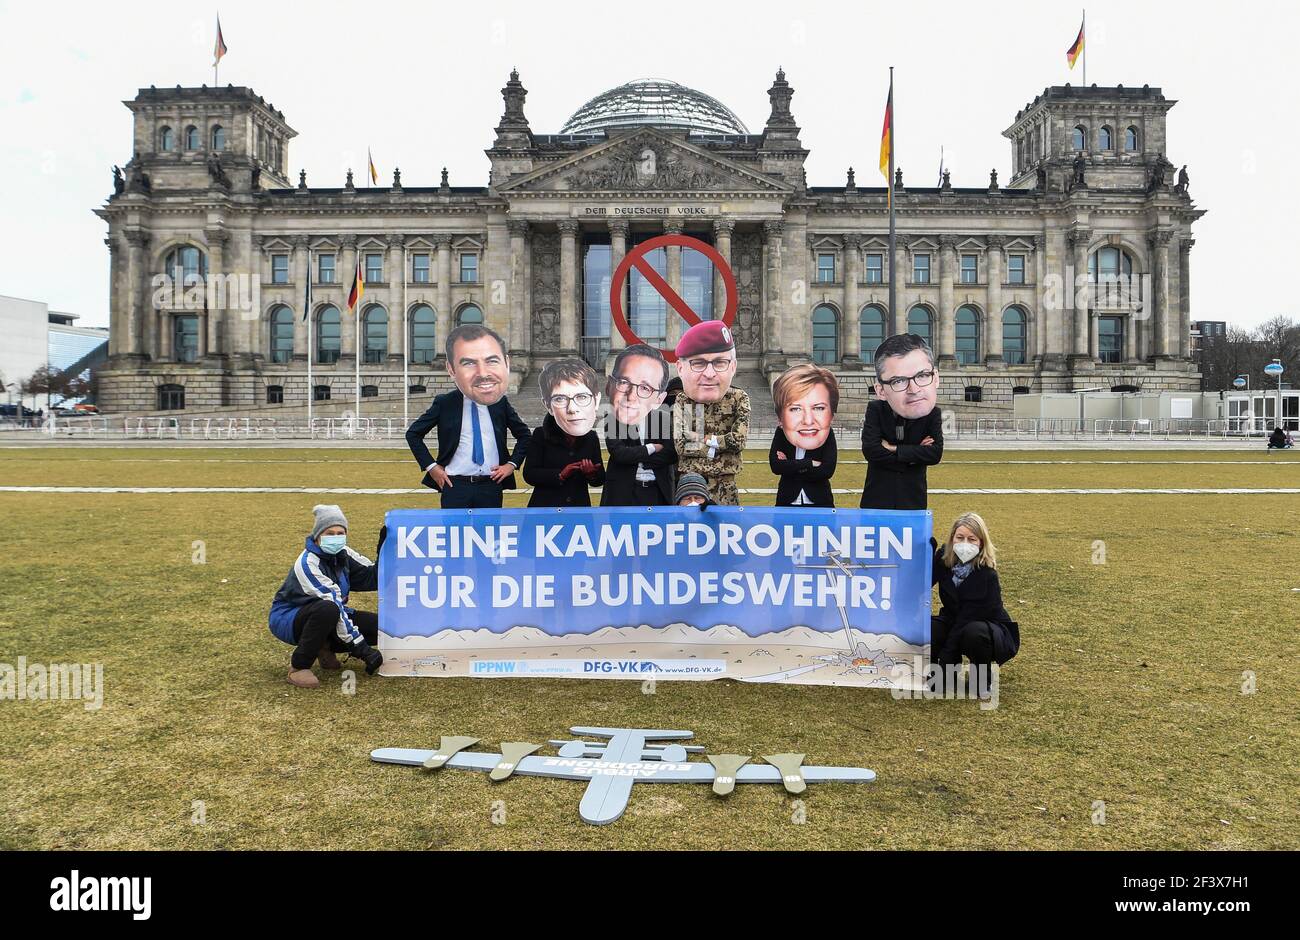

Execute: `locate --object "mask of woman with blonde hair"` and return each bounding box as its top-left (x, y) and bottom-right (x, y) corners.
top-left (930, 511), bottom-right (1020, 697)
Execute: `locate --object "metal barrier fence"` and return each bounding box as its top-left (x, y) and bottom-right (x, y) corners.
top-left (0, 413), bottom-right (1277, 442)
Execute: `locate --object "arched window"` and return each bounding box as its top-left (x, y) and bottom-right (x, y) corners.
top-left (269, 305), bottom-right (294, 364)
top-left (316, 306), bottom-right (340, 364)
top-left (157, 383), bottom-right (185, 410)
top-left (1072, 125), bottom-right (1087, 150)
top-left (362, 305), bottom-right (388, 364)
top-left (1099, 126), bottom-right (1113, 151)
top-left (184, 125), bottom-right (199, 150)
top-left (1002, 306), bottom-right (1028, 365)
top-left (211, 125), bottom-right (225, 151)
top-left (165, 246), bottom-right (207, 288)
top-left (456, 304), bottom-right (483, 326)
top-left (1088, 246), bottom-right (1135, 281)
top-left (409, 304), bottom-right (436, 364)
top-left (811, 304), bottom-right (839, 365)
top-left (955, 305), bottom-right (981, 365)
top-left (907, 305), bottom-right (933, 346)
top-left (859, 305), bottom-right (887, 363)
top-left (1125, 126), bottom-right (1139, 151)
top-left (159, 126), bottom-right (174, 152)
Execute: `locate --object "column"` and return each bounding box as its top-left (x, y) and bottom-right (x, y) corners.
top-left (1068, 228), bottom-right (1091, 364)
top-left (843, 234), bottom-right (861, 364)
top-left (292, 235), bottom-right (310, 361)
top-left (1178, 237), bottom-right (1194, 361)
top-left (664, 219), bottom-right (684, 350)
top-left (608, 220), bottom-right (628, 351)
top-left (985, 234), bottom-right (1004, 365)
top-left (712, 219), bottom-right (733, 321)
top-left (1150, 230), bottom-right (1171, 360)
top-left (339, 234), bottom-right (357, 362)
top-left (891, 235), bottom-right (909, 335)
top-left (205, 229), bottom-right (227, 359)
top-left (124, 229), bottom-right (148, 360)
top-left (106, 236), bottom-right (124, 359)
top-left (558, 220), bottom-right (579, 355)
top-left (435, 234), bottom-right (452, 359)
top-left (386, 233), bottom-right (406, 362)
top-left (1034, 234), bottom-right (1048, 362)
top-left (762, 220), bottom-right (784, 358)
top-left (937, 235), bottom-right (956, 365)
top-left (508, 220), bottom-right (530, 354)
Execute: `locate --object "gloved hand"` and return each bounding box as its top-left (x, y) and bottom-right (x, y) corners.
top-left (350, 639), bottom-right (384, 675)
top-left (580, 459), bottom-right (598, 478)
top-left (558, 461), bottom-right (581, 481)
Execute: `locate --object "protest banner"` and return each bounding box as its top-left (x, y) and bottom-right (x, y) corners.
top-left (378, 506), bottom-right (932, 689)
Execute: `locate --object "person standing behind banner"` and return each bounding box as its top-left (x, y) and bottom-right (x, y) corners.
top-left (523, 358), bottom-right (606, 507)
top-left (769, 364), bottom-right (839, 508)
top-left (860, 332), bottom-right (944, 511)
top-left (671, 321), bottom-right (750, 506)
top-left (405, 324), bottom-right (531, 509)
top-left (602, 343), bottom-right (677, 506)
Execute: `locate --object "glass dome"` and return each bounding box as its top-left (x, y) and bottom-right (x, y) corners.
top-left (560, 78), bottom-right (749, 136)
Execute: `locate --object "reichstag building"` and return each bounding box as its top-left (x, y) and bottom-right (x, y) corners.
top-left (95, 69), bottom-right (1204, 414)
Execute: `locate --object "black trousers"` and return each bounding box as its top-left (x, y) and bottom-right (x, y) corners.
top-left (290, 599), bottom-right (378, 670)
top-left (931, 615), bottom-right (1016, 667)
top-left (439, 480), bottom-right (504, 509)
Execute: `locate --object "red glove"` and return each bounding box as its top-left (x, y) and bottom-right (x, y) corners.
top-left (558, 462), bottom-right (581, 481)
top-left (580, 459), bottom-right (598, 478)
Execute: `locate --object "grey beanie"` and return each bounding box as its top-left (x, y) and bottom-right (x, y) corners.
top-left (311, 504), bottom-right (348, 540)
top-left (675, 473), bottom-right (711, 505)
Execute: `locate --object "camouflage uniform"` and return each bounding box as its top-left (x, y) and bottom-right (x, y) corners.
top-left (672, 387), bottom-right (751, 506)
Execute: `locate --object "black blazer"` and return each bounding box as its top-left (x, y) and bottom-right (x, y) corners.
top-left (601, 410), bottom-right (677, 506)
top-left (405, 388), bottom-right (531, 491)
top-left (769, 427), bottom-right (837, 507)
top-left (522, 414), bottom-right (606, 507)
top-left (859, 399), bottom-right (944, 510)
top-left (931, 545), bottom-right (1020, 656)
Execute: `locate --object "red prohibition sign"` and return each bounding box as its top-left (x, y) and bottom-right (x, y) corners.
top-left (609, 233), bottom-right (738, 363)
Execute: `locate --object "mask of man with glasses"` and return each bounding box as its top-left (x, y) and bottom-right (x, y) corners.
top-left (671, 321), bottom-right (751, 507)
top-left (859, 332), bottom-right (945, 512)
top-left (601, 344), bottom-right (678, 506)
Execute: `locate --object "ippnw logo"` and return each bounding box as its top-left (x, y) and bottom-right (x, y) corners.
top-left (49, 870), bottom-right (151, 921)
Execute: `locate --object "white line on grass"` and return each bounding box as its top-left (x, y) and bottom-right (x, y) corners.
top-left (3, 486), bottom-right (1300, 496)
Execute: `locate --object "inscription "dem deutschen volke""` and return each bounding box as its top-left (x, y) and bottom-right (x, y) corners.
top-left (579, 206), bottom-right (714, 217)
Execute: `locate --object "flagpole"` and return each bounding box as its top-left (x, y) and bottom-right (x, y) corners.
top-left (307, 301), bottom-right (313, 435)
top-left (887, 66), bottom-right (896, 337)
top-left (402, 245), bottom-right (409, 430)
top-left (354, 257), bottom-right (361, 425)
top-left (1082, 9), bottom-right (1087, 87)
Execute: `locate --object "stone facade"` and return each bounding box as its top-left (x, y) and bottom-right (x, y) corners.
top-left (95, 72), bottom-right (1205, 414)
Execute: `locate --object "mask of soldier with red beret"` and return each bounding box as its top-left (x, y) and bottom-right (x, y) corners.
top-left (675, 320), bottom-right (737, 404)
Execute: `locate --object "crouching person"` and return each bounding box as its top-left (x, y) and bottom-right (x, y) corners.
top-left (930, 512), bottom-right (1019, 699)
top-left (269, 504), bottom-right (383, 688)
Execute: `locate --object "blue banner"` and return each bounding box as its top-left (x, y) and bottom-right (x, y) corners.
top-left (379, 506), bottom-right (932, 688)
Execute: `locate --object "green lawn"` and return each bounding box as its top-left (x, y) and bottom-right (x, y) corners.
top-left (1, 447), bottom-right (1297, 849)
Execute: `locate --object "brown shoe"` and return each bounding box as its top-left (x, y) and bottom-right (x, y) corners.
top-left (317, 648), bottom-right (341, 670)
top-left (286, 668), bottom-right (320, 689)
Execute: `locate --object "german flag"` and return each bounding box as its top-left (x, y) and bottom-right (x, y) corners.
top-left (367, 148), bottom-right (379, 186)
top-left (878, 76), bottom-right (893, 181)
top-left (1066, 20), bottom-right (1085, 70)
top-left (347, 256), bottom-right (365, 311)
top-left (213, 15), bottom-right (228, 68)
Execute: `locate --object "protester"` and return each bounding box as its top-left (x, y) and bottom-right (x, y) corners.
top-left (674, 472), bottom-right (713, 508)
top-left (268, 504), bottom-right (382, 689)
top-left (1267, 426), bottom-right (1292, 449)
top-left (860, 332), bottom-right (944, 510)
top-left (663, 376), bottom-right (683, 408)
top-left (523, 358), bottom-right (606, 507)
top-left (769, 364), bottom-right (839, 507)
top-left (930, 511), bottom-right (1019, 697)
top-left (405, 324), bottom-right (531, 508)
top-left (671, 321), bottom-right (750, 506)
top-left (601, 343), bottom-right (677, 506)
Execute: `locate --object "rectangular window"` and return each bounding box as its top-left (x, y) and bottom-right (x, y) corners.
top-left (266, 386), bottom-right (284, 405)
top-left (459, 253), bottom-right (478, 283)
top-left (960, 254), bottom-right (978, 284)
top-left (412, 253), bottom-right (430, 283)
top-left (173, 315), bottom-right (199, 363)
top-left (913, 253), bottom-right (930, 284)
top-left (317, 253), bottom-right (335, 284)
top-left (865, 253), bottom-right (883, 283)
top-left (1099, 316), bottom-right (1124, 363)
top-left (1008, 254), bottom-right (1026, 284)
top-left (817, 253), bottom-right (836, 283)
top-left (271, 254), bottom-right (289, 284)
top-left (365, 252), bottom-right (383, 284)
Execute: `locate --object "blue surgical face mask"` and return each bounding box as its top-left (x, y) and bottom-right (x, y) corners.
top-left (319, 534), bottom-right (347, 555)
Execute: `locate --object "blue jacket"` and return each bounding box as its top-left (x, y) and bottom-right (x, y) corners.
top-left (268, 537), bottom-right (379, 644)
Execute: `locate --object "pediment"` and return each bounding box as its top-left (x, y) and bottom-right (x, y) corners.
top-left (498, 129), bottom-right (791, 196)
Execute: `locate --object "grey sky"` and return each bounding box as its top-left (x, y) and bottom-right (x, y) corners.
top-left (1, 0), bottom-right (1294, 330)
